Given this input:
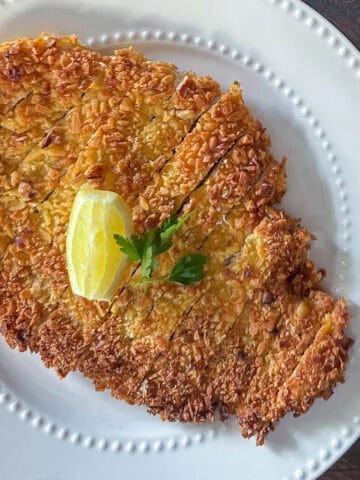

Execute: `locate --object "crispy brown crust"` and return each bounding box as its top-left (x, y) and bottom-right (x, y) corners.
top-left (0, 34), bottom-right (105, 187)
top-left (0, 37), bottom-right (352, 444)
top-left (0, 34), bottom-right (98, 115)
top-left (236, 296), bottom-right (351, 445)
top-left (0, 44), bottom-right (212, 340)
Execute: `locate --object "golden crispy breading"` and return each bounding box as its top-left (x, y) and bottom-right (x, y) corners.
top-left (0, 47), bottom-right (150, 205)
top-left (0, 45), bottom-right (151, 348)
top-left (0, 38), bottom-right (104, 132)
top-left (0, 38), bottom-right (352, 444)
top-left (0, 34), bottom-right (105, 186)
top-left (39, 71), bottom-right (219, 244)
top-left (0, 45), bottom-right (146, 347)
top-left (0, 34), bottom-right (97, 115)
top-left (235, 294), bottom-right (349, 445)
top-left (133, 84), bottom-right (248, 232)
top-left (276, 298), bottom-right (351, 416)
top-left (0, 34), bottom-right (107, 312)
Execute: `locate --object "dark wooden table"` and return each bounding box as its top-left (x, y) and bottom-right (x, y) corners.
top-left (301, 2), bottom-right (360, 479)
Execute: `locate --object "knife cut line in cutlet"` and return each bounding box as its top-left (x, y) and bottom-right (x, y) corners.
top-left (117, 154), bottom-right (281, 345)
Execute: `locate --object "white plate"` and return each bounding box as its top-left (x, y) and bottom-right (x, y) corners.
top-left (0, 0), bottom-right (359, 479)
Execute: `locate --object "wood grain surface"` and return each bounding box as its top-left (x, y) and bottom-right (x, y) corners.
top-left (303, 0), bottom-right (360, 49)
top-left (301, 2), bottom-right (359, 479)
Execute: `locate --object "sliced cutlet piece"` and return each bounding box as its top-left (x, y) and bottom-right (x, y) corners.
top-left (135, 73), bottom-right (220, 171)
top-left (139, 210), bottom-right (317, 422)
top-left (0, 39), bottom-right (109, 350)
top-left (0, 65), bottom-right (219, 360)
top-left (241, 296), bottom-right (351, 445)
top-left (0, 34), bottom-right (105, 183)
top-left (31, 85), bottom-right (250, 374)
top-left (233, 291), bottom-right (344, 444)
top-left (78, 157), bottom-right (285, 398)
top-left (276, 298), bottom-right (351, 415)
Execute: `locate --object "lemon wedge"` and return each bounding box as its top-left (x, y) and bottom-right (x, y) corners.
top-left (66, 189), bottom-right (133, 301)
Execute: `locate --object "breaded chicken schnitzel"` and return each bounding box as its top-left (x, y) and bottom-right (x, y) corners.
top-left (0, 35), bottom-right (352, 445)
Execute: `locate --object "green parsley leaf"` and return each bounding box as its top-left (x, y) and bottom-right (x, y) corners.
top-left (160, 213), bottom-right (177, 235)
top-left (114, 234), bottom-right (141, 261)
top-left (160, 211), bottom-right (195, 241)
top-left (167, 253), bottom-right (208, 285)
top-left (233, 80), bottom-right (239, 85)
top-left (142, 247), bottom-right (158, 279)
top-left (131, 233), bottom-right (147, 259)
top-left (114, 210), bottom-right (206, 289)
top-left (151, 228), bottom-right (172, 257)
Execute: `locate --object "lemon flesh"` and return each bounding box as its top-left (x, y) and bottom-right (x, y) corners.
top-left (66, 189), bottom-right (133, 301)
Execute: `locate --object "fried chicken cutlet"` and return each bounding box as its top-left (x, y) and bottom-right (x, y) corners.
top-left (0, 35), bottom-right (352, 445)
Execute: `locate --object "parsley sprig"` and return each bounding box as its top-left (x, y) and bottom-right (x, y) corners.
top-left (114, 212), bottom-right (208, 289)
